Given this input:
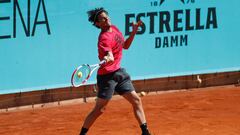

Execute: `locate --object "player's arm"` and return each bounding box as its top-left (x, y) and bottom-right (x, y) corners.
top-left (123, 20), bottom-right (142, 50)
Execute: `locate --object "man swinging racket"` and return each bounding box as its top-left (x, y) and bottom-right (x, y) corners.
top-left (79, 7), bottom-right (151, 135)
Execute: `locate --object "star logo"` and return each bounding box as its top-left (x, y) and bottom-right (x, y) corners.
top-left (160, 0), bottom-right (185, 5)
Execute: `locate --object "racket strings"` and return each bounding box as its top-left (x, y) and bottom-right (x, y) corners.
top-left (73, 65), bottom-right (91, 86)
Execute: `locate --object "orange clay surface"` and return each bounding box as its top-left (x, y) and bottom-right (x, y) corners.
top-left (1, 85), bottom-right (240, 135)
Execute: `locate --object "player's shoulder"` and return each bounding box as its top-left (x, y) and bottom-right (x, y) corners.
top-left (98, 32), bottom-right (110, 41)
top-left (111, 25), bottom-right (120, 32)
top-left (98, 25), bottom-right (120, 40)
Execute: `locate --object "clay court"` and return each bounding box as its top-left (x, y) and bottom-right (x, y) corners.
top-left (0, 85), bottom-right (240, 135)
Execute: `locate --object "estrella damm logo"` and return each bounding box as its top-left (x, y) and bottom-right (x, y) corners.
top-left (125, 0), bottom-right (218, 49)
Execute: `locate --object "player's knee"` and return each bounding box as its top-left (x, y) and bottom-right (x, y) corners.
top-left (99, 106), bottom-right (106, 113)
top-left (94, 106), bottom-right (106, 114)
top-left (132, 96), bottom-right (142, 108)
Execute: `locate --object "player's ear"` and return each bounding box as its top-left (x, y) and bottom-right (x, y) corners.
top-left (95, 22), bottom-right (100, 27)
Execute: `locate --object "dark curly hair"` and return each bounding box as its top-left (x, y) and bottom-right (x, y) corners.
top-left (87, 7), bottom-right (108, 28)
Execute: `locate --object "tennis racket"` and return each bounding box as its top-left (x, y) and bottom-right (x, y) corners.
top-left (71, 60), bottom-right (106, 87)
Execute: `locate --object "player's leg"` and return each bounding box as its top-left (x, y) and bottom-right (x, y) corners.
top-left (83, 98), bottom-right (109, 128)
top-left (80, 98), bottom-right (109, 135)
top-left (122, 91), bottom-right (146, 124)
top-left (122, 91), bottom-right (150, 135)
top-left (80, 73), bottom-right (116, 135)
top-left (115, 68), bottom-right (151, 135)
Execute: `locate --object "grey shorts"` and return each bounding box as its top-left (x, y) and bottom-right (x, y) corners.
top-left (97, 68), bottom-right (135, 100)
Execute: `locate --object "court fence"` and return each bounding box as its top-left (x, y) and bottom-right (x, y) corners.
top-left (0, 70), bottom-right (240, 110)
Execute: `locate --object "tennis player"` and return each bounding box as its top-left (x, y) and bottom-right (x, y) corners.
top-left (79, 7), bottom-right (151, 135)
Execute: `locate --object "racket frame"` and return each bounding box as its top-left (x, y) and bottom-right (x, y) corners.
top-left (71, 60), bottom-right (106, 87)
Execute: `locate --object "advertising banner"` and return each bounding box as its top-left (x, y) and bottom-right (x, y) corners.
top-left (1, 0), bottom-right (240, 94)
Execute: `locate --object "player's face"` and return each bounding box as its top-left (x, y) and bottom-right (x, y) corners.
top-left (96, 12), bottom-right (111, 30)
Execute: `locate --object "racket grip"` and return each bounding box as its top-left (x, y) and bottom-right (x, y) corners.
top-left (99, 60), bottom-right (106, 65)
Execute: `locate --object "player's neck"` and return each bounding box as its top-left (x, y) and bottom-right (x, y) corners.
top-left (101, 25), bottom-right (112, 32)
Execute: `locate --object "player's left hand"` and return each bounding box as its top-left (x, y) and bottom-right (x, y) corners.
top-left (132, 20), bottom-right (143, 34)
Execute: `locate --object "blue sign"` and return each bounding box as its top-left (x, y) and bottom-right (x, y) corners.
top-left (1, 0), bottom-right (240, 94)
